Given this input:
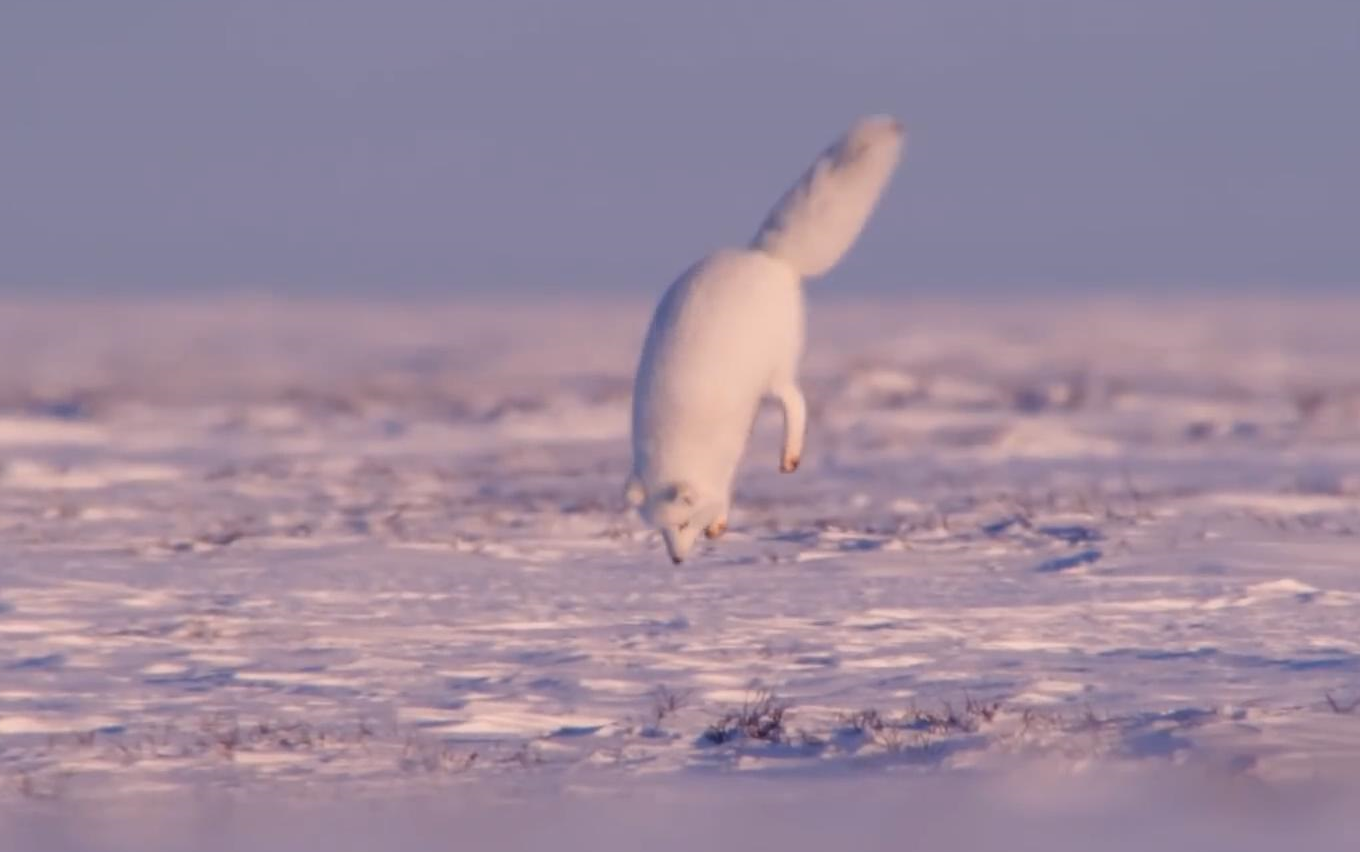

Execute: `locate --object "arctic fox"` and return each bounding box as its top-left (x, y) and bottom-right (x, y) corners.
top-left (626, 115), bottom-right (904, 563)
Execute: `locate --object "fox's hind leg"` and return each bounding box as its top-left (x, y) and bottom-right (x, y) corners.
top-left (772, 380), bottom-right (806, 473)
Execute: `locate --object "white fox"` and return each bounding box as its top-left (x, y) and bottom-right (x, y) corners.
top-left (625, 115), bottom-right (905, 563)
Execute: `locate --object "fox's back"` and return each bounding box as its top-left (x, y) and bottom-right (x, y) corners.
top-left (632, 249), bottom-right (803, 485)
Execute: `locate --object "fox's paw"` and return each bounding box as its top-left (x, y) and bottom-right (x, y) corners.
top-left (704, 518), bottom-right (728, 539)
top-left (780, 455), bottom-right (800, 474)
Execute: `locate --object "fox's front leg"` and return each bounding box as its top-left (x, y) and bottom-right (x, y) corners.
top-left (623, 473), bottom-right (645, 507)
top-left (772, 381), bottom-right (807, 473)
top-left (703, 495), bottom-right (730, 539)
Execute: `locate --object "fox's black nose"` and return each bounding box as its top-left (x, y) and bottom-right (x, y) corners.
top-left (671, 555), bottom-right (683, 565)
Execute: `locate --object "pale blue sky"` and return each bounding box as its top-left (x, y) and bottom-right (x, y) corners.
top-left (3, 0), bottom-right (1356, 296)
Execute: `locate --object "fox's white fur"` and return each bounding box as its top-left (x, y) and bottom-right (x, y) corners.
top-left (627, 115), bottom-right (904, 563)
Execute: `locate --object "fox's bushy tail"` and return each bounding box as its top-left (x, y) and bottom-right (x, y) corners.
top-left (750, 115), bottom-right (904, 280)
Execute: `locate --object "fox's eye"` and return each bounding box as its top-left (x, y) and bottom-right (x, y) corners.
top-left (678, 521), bottom-right (690, 532)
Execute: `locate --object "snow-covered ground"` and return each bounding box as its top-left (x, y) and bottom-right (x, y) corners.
top-left (1, 295), bottom-right (1358, 849)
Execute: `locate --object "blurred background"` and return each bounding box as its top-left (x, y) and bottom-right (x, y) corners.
top-left (2, 0), bottom-right (1357, 298)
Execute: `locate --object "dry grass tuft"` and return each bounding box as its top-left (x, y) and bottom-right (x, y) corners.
top-left (702, 691), bottom-right (790, 745)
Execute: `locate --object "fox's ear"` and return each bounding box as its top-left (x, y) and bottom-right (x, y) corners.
top-left (623, 475), bottom-right (645, 507)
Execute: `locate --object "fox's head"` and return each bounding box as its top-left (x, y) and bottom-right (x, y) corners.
top-left (627, 480), bottom-right (718, 564)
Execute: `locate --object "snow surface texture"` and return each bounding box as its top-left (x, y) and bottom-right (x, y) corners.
top-left (1, 297), bottom-right (1358, 848)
